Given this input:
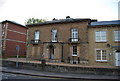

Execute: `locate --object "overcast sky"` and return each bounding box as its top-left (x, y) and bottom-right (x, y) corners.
top-left (0, 0), bottom-right (119, 25)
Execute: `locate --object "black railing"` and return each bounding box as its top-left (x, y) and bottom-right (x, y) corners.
top-left (69, 38), bottom-right (80, 43)
top-left (31, 40), bottom-right (40, 45)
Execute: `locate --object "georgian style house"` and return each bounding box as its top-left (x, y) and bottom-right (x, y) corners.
top-left (1, 20), bottom-right (27, 58)
top-left (88, 20), bottom-right (120, 67)
top-left (27, 17), bottom-right (95, 64)
top-left (27, 17), bottom-right (120, 67)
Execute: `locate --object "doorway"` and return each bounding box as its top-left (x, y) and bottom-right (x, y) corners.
top-left (49, 45), bottom-right (54, 59)
top-left (115, 51), bottom-right (120, 66)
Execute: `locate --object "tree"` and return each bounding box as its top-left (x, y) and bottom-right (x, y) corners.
top-left (25, 18), bottom-right (46, 25)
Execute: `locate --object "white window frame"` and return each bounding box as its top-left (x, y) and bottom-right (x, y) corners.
top-left (2, 31), bottom-right (5, 37)
top-left (52, 29), bottom-right (57, 42)
top-left (95, 31), bottom-right (107, 42)
top-left (72, 45), bottom-right (77, 56)
top-left (71, 28), bottom-right (78, 42)
top-left (34, 31), bottom-right (40, 40)
top-left (114, 30), bottom-right (120, 42)
top-left (95, 49), bottom-right (107, 62)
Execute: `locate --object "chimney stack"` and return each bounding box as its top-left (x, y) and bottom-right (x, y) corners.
top-left (66, 16), bottom-right (70, 19)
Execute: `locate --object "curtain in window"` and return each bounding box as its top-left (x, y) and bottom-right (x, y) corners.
top-left (52, 29), bottom-right (57, 42)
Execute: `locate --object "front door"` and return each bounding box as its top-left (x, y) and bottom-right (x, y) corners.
top-left (115, 52), bottom-right (120, 66)
top-left (49, 46), bottom-right (54, 59)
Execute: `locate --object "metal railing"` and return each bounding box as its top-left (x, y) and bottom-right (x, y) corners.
top-left (31, 40), bottom-right (40, 45)
top-left (69, 38), bottom-right (80, 43)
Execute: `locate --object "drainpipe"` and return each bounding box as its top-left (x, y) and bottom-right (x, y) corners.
top-left (61, 43), bottom-right (64, 62)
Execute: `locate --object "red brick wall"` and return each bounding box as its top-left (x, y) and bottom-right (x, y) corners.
top-left (4, 40), bottom-right (26, 57)
top-left (3, 22), bottom-right (27, 57)
top-left (7, 30), bottom-right (26, 42)
top-left (8, 23), bottom-right (26, 33)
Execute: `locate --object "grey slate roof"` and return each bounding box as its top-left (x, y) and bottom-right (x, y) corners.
top-left (90, 20), bottom-right (120, 26)
top-left (26, 18), bottom-right (91, 27)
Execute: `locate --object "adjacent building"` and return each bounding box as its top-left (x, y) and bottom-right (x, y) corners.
top-left (88, 20), bottom-right (120, 67)
top-left (1, 20), bottom-right (27, 58)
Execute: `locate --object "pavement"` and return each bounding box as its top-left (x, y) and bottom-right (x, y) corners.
top-left (1, 66), bottom-right (119, 80)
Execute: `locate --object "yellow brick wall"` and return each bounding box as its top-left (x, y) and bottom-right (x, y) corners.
top-left (27, 21), bottom-right (89, 63)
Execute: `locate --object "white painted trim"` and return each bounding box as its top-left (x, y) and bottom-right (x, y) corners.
top-left (7, 29), bottom-right (26, 35)
top-left (6, 39), bottom-right (26, 43)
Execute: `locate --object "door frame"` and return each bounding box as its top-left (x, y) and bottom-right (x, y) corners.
top-left (115, 52), bottom-right (120, 66)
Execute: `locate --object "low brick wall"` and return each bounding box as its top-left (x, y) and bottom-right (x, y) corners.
top-left (2, 60), bottom-right (120, 76)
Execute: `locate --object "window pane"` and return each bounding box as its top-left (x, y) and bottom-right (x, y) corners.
top-left (96, 50), bottom-right (101, 60)
top-left (114, 31), bottom-right (120, 41)
top-left (72, 46), bottom-right (77, 56)
top-left (101, 31), bottom-right (106, 41)
top-left (95, 31), bottom-right (100, 41)
top-left (96, 31), bottom-right (100, 36)
top-left (95, 31), bottom-right (106, 42)
top-left (35, 31), bottom-right (39, 40)
top-left (72, 28), bottom-right (78, 38)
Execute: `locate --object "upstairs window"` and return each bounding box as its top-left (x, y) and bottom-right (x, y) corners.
top-left (34, 30), bottom-right (40, 40)
top-left (2, 31), bottom-right (5, 37)
top-left (114, 30), bottom-right (120, 41)
top-left (52, 29), bottom-right (57, 42)
top-left (95, 31), bottom-right (107, 42)
top-left (71, 28), bottom-right (78, 42)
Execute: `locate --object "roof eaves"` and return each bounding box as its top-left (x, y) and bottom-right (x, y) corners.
top-left (26, 18), bottom-right (91, 27)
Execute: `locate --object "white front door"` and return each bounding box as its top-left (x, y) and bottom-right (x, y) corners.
top-left (115, 52), bottom-right (120, 66)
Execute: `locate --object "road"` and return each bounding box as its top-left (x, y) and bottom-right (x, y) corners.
top-left (2, 72), bottom-right (116, 81)
top-left (1, 72), bottom-right (80, 81)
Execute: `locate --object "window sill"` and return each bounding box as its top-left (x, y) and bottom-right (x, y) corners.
top-left (114, 41), bottom-right (120, 43)
top-left (72, 55), bottom-right (77, 56)
top-left (95, 41), bottom-right (107, 43)
top-left (96, 60), bottom-right (108, 62)
top-left (52, 40), bottom-right (58, 42)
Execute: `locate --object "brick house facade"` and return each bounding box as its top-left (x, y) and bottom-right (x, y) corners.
top-left (27, 17), bottom-right (95, 64)
top-left (27, 17), bottom-right (120, 66)
top-left (1, 20), bottom-right (27, 58)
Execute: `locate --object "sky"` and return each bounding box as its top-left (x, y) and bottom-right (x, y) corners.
top-left (0, 0), bottom-right (119, 25)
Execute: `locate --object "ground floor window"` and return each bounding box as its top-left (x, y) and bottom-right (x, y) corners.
top-left (96, 49), bottom-right (107, 61)
top-left (72, 46), bottom-right (77, 56)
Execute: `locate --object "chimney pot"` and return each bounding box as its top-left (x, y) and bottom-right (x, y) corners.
top-left (66, 16), bottom-right (70, 19)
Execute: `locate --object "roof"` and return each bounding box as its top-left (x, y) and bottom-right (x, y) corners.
top-left (26, 18), bottom-right (92, 27)
top-left (89, 20), bottom-right (120, 27)
top-left (1, 20), bottom-right (26, 28)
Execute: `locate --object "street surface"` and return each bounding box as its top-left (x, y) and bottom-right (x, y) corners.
top-left (2, 72), bottom-right (116, 81)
